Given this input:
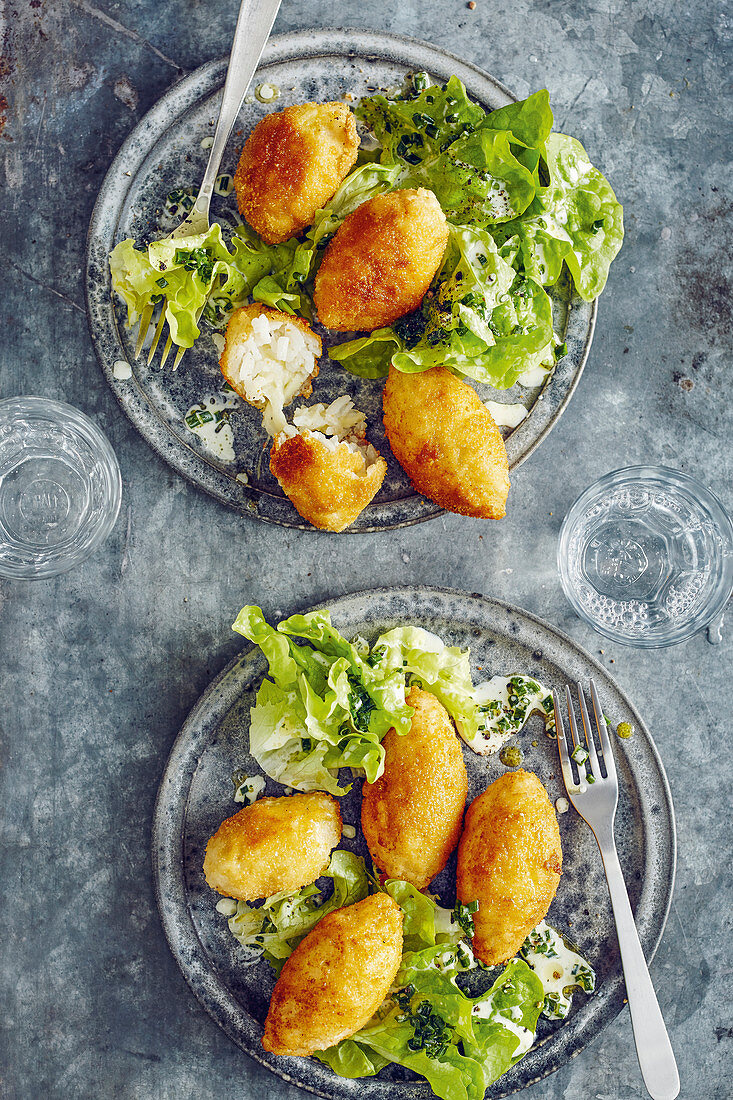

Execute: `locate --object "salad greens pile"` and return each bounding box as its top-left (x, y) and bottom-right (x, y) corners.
top-left (225, 850), bottom-right (370, 973)
top-left (110, 74), bottom-right (622, 386)
top-left (222, 860), bottom-right (545, 1100)
top-left (231, 607), bottom-right (485, 792)
top-left (315, 880), bottom-right (545, 1099)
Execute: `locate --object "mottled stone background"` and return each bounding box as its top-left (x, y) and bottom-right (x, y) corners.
top-left (1, 1), bottom-right (731, 1098)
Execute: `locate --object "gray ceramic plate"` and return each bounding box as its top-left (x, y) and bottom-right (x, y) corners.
top-left (152, 587), bottom-right (675, 1098)
top-left (86, 30), bottom-right (597, 531)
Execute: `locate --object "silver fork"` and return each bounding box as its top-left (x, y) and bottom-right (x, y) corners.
top-left (553, 681), bottom-right (679, 1100)
top-left (134, 0), bottom-right (282, 370)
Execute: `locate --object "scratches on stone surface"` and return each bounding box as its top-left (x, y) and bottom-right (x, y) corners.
top-left (120, 504), bottom-right (132, 576)
top-left (7, 258), bottom-right (85, 314)
top-left (33, 92), bottom-right (47, 150)
top-left (67, 0), bottom-right (184, 73)
top-left (558, 75), bottom-right (592, 129)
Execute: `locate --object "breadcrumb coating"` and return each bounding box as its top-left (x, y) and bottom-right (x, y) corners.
top-left (234, 102), bottom-right (359, 244)
top-left (262, 893), bottom-right (403, 1056)
top-left (457, 770), bottom-right (562, 966)
top-left (270, 430), bottom-right (386, 532)
top-left (314, 187), bottom-right (449, 331)
top-left (383, 365), bottom-right (510, 518)
top-left (203, 792), bottom-right (341, 902)
top-left (361, 686), bottom-right (468, 889)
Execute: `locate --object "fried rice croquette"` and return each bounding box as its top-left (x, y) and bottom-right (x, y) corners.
top-left (457, 770), bottom-right (562, 966)
top-left (234, 102), bottom-right (359, 244)
top-left (203, 791), bottom-right (341, 902)
top-left (219, 304), bottom-right (321, 436)
top-left (314, 188), bottom-right (449, 331)
top-left (270, 395), bottom-right (387, 532)
top-left (262, 893), bottom-right (403, 1056)
top-left (382, 365), bottom-right (510, 519)
top-left (361, 686), bottom-right (468, 889)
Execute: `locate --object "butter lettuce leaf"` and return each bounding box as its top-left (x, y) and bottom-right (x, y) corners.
top-left (385, 225), bottom-right (554, 389)
top-left (231, 606), bottom-right (413, 792)
top-left (328, 327), bottom-right (400, 378)
top-left (373, 625), bottom-right (482, 741)
top-left (491, 133), bottom-right (623, 299)
top-left (227, 851), bottom-right (370, 973)
top-left (406, 128), bottom-right (536, 226)
top-left (481, 89), bottom-right (553, 149)
top-left (110, 223), bottom-right (249, 347)
top-left (542, 132), bottom-right (624, 299)
top-left (356, 74), bottom-right (485, 166)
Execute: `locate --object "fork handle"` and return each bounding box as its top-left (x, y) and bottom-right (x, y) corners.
top-left (194, 0), bottom-right (283, 219)
top-left (596, 827), bottom-right (680, 1100)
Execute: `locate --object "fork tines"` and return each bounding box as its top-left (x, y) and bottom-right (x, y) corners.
top-left (553, 679), bottom-right (618, 796)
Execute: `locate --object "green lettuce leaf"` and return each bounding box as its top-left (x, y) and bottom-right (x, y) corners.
top-left (542, 132), bottom-right (624, 299)
top-left (407, 128), bottom-right (536, 226)
top-left (491, 133), bottom-right (623, 300)
top-left (110, 223), bottom-right (249, 347)
top-left (464, 959), bottom-right (545, 1085)
top-left (356, 74), bottom-right (485, 166)
top-left (328, 328), bottom-right (400, 378)
top-left (231, 606), bottom-right (413, 792)
top-left (481, 89), bottom-right (553, 149)
top-left (227, 851), bottom-right (370, 972)
top-left (229, 227), bottom-right (313, 316)
top-left (373, 624), bottom-right (483, 742)
top-left (386, 224), bottom-right (554, 388)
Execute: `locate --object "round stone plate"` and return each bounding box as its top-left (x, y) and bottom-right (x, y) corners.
top-left (86, 30), bottom-right (597, 532)
top-left (152, 586), bottom-right (675, 1097)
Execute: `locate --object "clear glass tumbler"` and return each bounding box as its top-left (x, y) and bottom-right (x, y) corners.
top-left (0, 396), bottom-right (122, 579)
top-left (558, 466), bottom-right (733, 647)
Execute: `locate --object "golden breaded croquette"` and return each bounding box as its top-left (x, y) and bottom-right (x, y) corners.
top-left (314, 188), bottom-right (449, 331)
top-left (203, 791), bottom-right (341, 901)
top-left (270, 396), bottom-right (387, 532)
top-left (219, 304), bottom-right (321, 437)
top-left (234, 102), bottom-right (359, 244)
top-left (457, 770), bottom-right (562, 966)
top-left (262, 893), bottom-right (403, 1056)
top-left (361, 686), bottom-right (467, 889)
top-left (382, 365), bottom-right (510, 519)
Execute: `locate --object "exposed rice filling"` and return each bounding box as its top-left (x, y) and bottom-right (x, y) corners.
top-left (225, 312), bottom-right (319, 436)
top-left (279, 396), bottom-right (381, 471)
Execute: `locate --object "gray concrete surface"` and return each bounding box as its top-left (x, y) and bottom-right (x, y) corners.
top-left (1, 1), bottom-right (731, 1097)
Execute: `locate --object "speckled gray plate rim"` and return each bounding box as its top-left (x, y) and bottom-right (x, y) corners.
top-left (86, 29), bottom-right (596, 532)
top-left (152, 586), bottom-right (675, 1099)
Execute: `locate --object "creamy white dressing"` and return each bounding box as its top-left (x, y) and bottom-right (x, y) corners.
top-left (485, 400), bottom-right (528, 429)
top-left (471, 997), bottom-right (534, 1055)
top-left (497, 1015), bottom-right (534, 1056)
top-left (255, 82), bottom-right (280, 103)
top-left (183, 394), bottom-right (237, 461)
top-left (215, 897), bottom-right (238, 918)
top-left (233, 774), bottom-right (266, 805)
top-left (516, 361), bottom-right (553, 387)
top-left (459, 674), bottom-right (555, 755)
top-left (113, 360), bottom-right (132, 380)
top-left (520, 920), bottom-right (595, 1020)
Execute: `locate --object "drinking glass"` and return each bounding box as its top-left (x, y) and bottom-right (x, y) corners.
top-left (558, 466), bottom-right (733, 647)
top-left (0, 396), bottom-right (122, 579)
